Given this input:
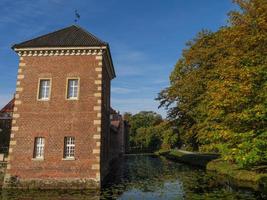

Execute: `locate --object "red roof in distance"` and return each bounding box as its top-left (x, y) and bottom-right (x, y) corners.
top-left (0, 98), bottom-right (15, 113)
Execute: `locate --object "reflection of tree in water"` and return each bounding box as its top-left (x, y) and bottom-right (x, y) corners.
top-left (0, 156), bottom-right (263, 200)
top-left (103, 155), bottom-right (263, 200)
top-left (102, 155), bottom-right (185, 199)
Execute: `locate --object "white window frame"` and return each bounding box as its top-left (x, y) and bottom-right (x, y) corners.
top-left (64, 137), bottom-right (75, 159)
top-left (66, 78), bottom-right (79, 100)
top-left (37, 78), bottom-right (52, 101)
top-left (34, 137), bottom-right (45, 159)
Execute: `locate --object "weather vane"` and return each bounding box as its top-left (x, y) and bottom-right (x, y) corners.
top-left (74, 9), bottom-right (80, 23)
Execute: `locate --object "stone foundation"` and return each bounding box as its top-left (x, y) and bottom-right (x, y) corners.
top-left (3, 177), bottom-right (99, 190)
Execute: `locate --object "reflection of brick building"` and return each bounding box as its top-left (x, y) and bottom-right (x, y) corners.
top-left (2, 25), bottom-right (125, 189)
top-left (110, 108), bottom-right (130, 156)
top-left (0, 98), bottom-right (14, 156)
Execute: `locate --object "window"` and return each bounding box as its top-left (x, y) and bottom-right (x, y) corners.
top-left (34, 137), bottom-right (45, 159)
top-left (38, 79), bottom-right (51, 100)
top-left (64, 137), bottom-right (75, 159)
top-left (67, 79), bottom-right (79, 99)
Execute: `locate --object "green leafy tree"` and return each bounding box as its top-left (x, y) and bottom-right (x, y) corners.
top-left (134, 126), bottom-right (162, 152)
top-left (124, 111), bottom-right (163, 152)
top-left (161, 129), bottom-right (179, 150)
top-left (125, 111), bottom-right (181, 153)
top-left (158, 0), bottom-right (267, 167)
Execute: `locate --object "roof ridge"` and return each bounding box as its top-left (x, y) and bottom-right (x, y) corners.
top-left (74, 25), bottom-right (107, 45)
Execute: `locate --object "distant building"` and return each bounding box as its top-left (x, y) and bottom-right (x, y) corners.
top-left (0, 98), bottom-right (14, 156)
top-left (3, 25), bottom-right (124, 189)
top-left (110, 108), bottom-right (130, 156)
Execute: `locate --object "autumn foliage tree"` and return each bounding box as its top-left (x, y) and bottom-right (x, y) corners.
top-left (158, 0), bottom-right (267, 167)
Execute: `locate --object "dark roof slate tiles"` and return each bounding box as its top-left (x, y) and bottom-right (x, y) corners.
top-left (12, 25), bottom-right (107, 49)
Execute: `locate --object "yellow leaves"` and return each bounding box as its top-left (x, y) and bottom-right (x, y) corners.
top-left (158, 0), bottom-right (267, 168)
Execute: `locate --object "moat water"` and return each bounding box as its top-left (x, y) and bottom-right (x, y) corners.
top-left (1, 155), bottom-right (266, 200)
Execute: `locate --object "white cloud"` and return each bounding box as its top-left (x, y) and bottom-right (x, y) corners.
top-left (115, 66), bottom-right (142, 77)
top-left (111, 87), bottom-right (137, 94)
top-left (111, 98), bottom-right (166, 118)
top-left (153, 79), bottom-right (169, 84)
top-left (112, 46), bottom-right (150, 77)
top-left (115, 62), bottom-right (171, 78)
top-left (0, 1), bottom-right (45, 25)
top-left (116, 50), bottom-right (146, 63)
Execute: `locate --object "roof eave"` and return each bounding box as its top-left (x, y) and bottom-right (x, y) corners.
top-left (12, 46), bottom-right (108, 51)
top-left (106, 44), bottom-right (116, 79)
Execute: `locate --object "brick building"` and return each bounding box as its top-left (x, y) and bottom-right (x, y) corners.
top-left (110, 108), bottom-right (129, 156)
top-left (3, 25), bottom-right (118, 189)
top-left (0, 98), bottom-right (14, 157)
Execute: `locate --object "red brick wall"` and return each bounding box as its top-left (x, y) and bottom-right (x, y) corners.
top-left (6, 55), bottom-right (104, 184)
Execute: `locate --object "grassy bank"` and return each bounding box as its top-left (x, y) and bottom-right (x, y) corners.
top-left (156, 149), bottom-right (267, 192)
top-left (0, 172), bottom-right (4, 187)
top-left (0, 162), bottom-right (6, 188)
top-left (207, 159), bottom-right (267, 192)
top-left (156, 149), bottom-right (220, 168)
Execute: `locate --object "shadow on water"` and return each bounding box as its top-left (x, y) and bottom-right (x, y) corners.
top-left (0, 155), bottom-right (266, 200)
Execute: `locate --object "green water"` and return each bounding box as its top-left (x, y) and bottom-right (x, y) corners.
top-left (0, 155), bottom-right (266, 199)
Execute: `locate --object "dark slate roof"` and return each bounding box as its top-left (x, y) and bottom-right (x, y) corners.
top-left (12, 25), bottom-right (107, 49)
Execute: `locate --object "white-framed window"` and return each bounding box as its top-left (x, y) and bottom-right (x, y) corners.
top-left (64, 137), bottom-right (75, 159)
top-left (38, 79), bottom-right (51, 100)
top-left (34, 137), bottom-right (45, 159)
top-left (67, 79), bottom-right (79, 99)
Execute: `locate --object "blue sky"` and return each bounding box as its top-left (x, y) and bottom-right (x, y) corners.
top-left (0, 0), bottom-right (236, 117)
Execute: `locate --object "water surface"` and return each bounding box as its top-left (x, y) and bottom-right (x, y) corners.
top-left (1, 155), bottom-right (265, 199)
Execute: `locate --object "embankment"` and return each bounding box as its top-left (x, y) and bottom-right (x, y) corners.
top-left (156, 149), bottom-right (267, 192)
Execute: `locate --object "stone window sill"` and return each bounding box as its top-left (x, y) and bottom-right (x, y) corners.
top-left (62, 157), bottom-right (75, 161)
top-left (37, 99), bottom-right (50, 101)
top-left (66, 98), bottom-right (79, 101)
top-left (32, 158), bottom-right (44, 161)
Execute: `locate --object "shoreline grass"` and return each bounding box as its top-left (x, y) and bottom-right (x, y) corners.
top-left (156, 149), bottom-right (267, 192)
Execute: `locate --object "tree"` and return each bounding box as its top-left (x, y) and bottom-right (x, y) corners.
top-left (125, 111), bottom-right (181, 153)
top-left (161, 129), bottom-right (179, 150)
top-left (158, 0), bottom-right (267, 167)
top-left (124, 111), bottom-right (163, 152)
top-left (134, 126), bottom-right (162, 152)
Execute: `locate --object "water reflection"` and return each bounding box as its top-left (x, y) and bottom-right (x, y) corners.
top-left (0, 155), bottom-right (265, 200)
top-left (1, 189), bottom-right (100, 200)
